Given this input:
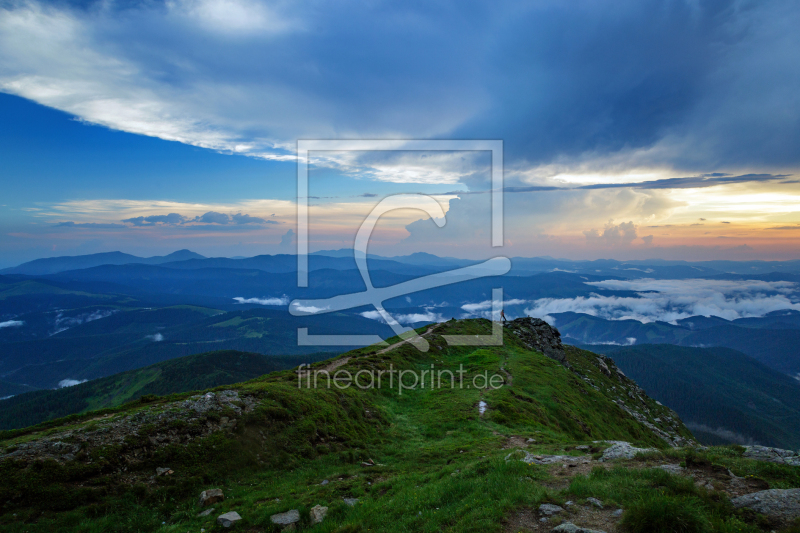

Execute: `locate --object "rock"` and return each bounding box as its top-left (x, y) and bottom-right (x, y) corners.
top-left (552, 523), bottom-right (608, 533)
top-left (217, 511), bottom-right (242, 528)
top-left (504, 317), bottom-right (566, 363)
top-left (197, 507), bottom-right (215, 517)
top-left (657, 464), bottom-right (685, 475)
top-left (743, 446), bottom-right (800, 466)
top-left (599, 441), bottom-right (657, 461)
top-left (731, 489), bottom-right (800, 523)
top-left (506, 450), bottom-right (590, 465)
top-left (155, 467), bottom-right (173, 476)
top-left (310, 505), bottom-right (328, 525)
top-left (612, 509), bottom-right (623, 518)
top-left (320, 479), bottom-right (329, 485)
top-left (539, 503), bottom-right (564, 516)
top-left (343, 498), bottom-right (359, 506)
top-left (199, 488), bottom-right (224, 507)
top-left (270, 510), bottom-right (300, 525)
top-left (586, 497), bottom-right (603, 509)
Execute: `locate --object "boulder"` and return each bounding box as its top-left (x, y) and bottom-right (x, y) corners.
top-left (539, 503), bottom-right (564, 516)
top-left (199, 488), bottom-right (224, 507)
top-left (743, 445), bottom-right (800, 466)
top-left (310, 505), bottom-right (328, 525)
top-left (270, 509), bottom-right (300, 526)
top-left (197, 507), bottom-right (215, 517)
top-left (599, 441), bottom-right (656, 461)
top-left (217, 511), bottom-right (242, 528)
top-left (731, 489), bottom-right (800, 523)
top-left (586, 497), bottom-right (603, 509)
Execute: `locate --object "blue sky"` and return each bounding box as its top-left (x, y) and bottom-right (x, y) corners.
top-left (1, 0), bottom-right (799, 266)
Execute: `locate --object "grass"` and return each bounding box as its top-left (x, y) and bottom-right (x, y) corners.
top-left (0, 319), bottom-right (797, 532)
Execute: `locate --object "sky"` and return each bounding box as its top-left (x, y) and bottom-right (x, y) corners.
top-left (1, 0), bottom-right (800, 267)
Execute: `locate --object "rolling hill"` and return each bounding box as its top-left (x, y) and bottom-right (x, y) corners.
top-left (0, 349), bottom-right (332, 431)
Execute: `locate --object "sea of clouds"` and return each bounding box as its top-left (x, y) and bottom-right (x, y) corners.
top-left (523, 279), bottom-right (800, 324)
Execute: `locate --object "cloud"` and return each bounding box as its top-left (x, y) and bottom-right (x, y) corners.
top-left (52, 309), bottom-right (116, 335)
top-left (524, 279), bottom-right (800, 324)
top-left (1, 0), bottom-right (799, 177)
top-left (145, 333), bottom-right (164, 341)
top-left (58, 379), bottom-right (87, 388)
top-left (0, 320), bottom-right (23, 328)
top-left (55, 221), bottom-right (126, 229)
top-left (123, 213), bottom-right (188, 226)
top-left (359, 310), bottom-right (444, 325)
top-left (122, 211), bottom-right (274, 226)
top-left (461, 298), bottom-right (527, 313)
top-left (584, 221), bottom-right (639, 247)
top-left (233, 296), bottom-right (289, 306)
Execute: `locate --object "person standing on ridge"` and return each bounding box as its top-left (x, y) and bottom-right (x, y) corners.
top-left (500, 309), bottom-right (506, 324)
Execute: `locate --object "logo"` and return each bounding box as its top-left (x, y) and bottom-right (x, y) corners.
top-left (289, 140), bottom-right (507, 351)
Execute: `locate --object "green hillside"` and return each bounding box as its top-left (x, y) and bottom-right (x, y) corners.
top-left (605, 344), bottom-right (800, 449)
top-left (0, 350), bottom-right (333, 430)
top-left (0, 318), bottom-right (797, 533)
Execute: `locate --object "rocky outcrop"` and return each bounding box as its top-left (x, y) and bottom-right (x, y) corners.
top-left (598, 441), bottom-right (657, 461)
top-left (731, 489), bottom-right (800, 523)
top-left (505, 318), bottom-right (565, 363)
top-left (0, 390), bottom-right (256, 469)
top-left (310, 505), bottom-right (328, 525)
top-left (743, 445), bottom-right (800, 466)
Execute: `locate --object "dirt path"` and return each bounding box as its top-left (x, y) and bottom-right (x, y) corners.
top-left (376, 323), bottom-right (441, 355)
top-left (300, 323), bottom-right (442, 379)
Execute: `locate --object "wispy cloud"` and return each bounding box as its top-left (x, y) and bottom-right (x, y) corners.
top-left (233, 296), bottom-right (289, 306)
top-left (0, 320), bottom-right (23, 329)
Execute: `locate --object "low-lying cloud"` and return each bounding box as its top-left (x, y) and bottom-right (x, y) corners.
top-left (58, 379), bottom-right (88, 388)
top-left (52, 309), bottom-right (116, 335)
top-left (525, 279), bottom-right (800, 324)
top-left (145, 333), bottom-right (164, 342)
top-left (0, 320), bottom-right (23, 329)
top-left (360, 310), bottom-right (444, 325)
top-left (233, 296), bottom-right (289, 306)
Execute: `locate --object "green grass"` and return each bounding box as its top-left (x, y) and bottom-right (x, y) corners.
top-left (0, 319), bottom-right (796, 532)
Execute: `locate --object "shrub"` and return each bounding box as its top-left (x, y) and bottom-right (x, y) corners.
top-left (621, 494), bottom-right (711, 533)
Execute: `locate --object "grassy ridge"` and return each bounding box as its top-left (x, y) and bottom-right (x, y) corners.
top-left (0, 350), bottom-right (333, 431)
top-left (0, 319), bottom-right (795, 533)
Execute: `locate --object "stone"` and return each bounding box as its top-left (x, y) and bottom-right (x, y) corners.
top-left (506, 450), bottom-right (590, 465)
top-left (270, 510), bottom-right (300, 525)
top-left (199, 489), bottom-right (224, 507)
top-left (599, 441), bottom-right (656, 461)
top-left (731, 489), bottom-right (800, 523)
top-left (743, 446), bottom-right (800, 466)
top-left (310, 505), bottom-right (328, 525)
top-left (320, 479), bottom-right (329, 485)
top-left (586, 497), bottom-right (603, 509)
top-left (657, 464), bottom-right (685, 475)
top-left (155, 467), bottom-right (173, 476)
top-left (612, 509), bottom-right (623, 517)
top-left (539, 503), bottom-right (564, 516)
top-left (197, 507), bottom-right (215, 517)
top-left (343, 498), bottom-right (359, 506)
top-left (552, 523), bottom-right (608, 533)
top-left (217, 511), bottom-right (242, 528)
